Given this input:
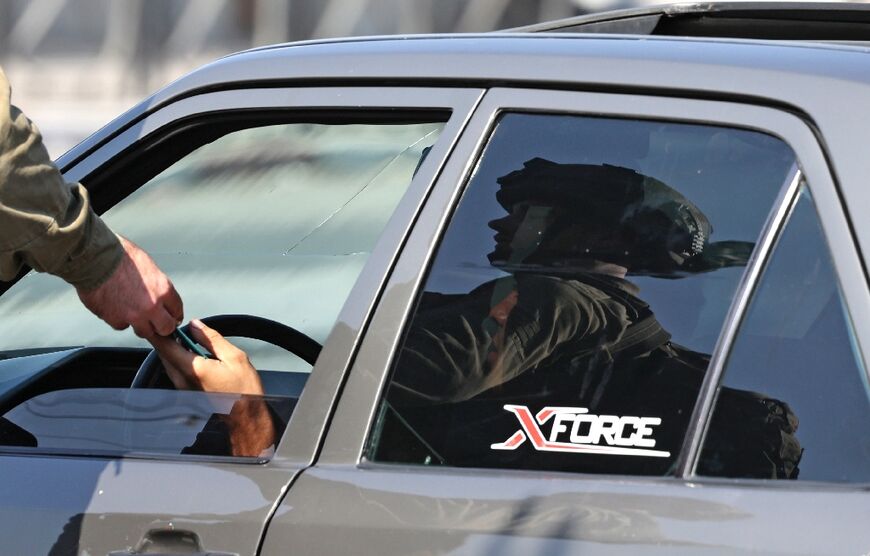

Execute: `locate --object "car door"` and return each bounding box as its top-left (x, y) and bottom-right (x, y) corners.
top-left (0, 86), bottom-right (483, 555)
top-left (262, 88), bottom-right (870, 555)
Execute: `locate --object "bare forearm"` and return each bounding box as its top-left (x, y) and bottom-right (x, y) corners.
top-left (226, 398), bottom-right (277, 457)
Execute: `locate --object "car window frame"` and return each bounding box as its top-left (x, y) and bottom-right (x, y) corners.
top-left (318, 87), bottom-right (870, 489)
top-left (20, 86), bottom-right (486, 468)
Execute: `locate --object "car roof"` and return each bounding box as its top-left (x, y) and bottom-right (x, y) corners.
top-left (510, 2), bottom-right (870, 43)
top-left (59, 33), bottom-right (870, 208)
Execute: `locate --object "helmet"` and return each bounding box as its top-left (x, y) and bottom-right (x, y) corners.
top-left (491, 158), bottom-right (715, 276)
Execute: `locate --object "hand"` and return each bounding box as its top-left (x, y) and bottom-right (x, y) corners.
top-left (148, 319), bottom-right (264, 395)
top-left (148, 319), bottom-right (275, 457)
top-left (77, 236), bottom-right (183, 339)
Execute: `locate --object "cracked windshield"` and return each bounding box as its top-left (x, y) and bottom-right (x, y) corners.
top-left (0, 121), bottom-right (444, 370)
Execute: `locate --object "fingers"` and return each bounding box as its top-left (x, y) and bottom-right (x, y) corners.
top-left (164, 283), bottom-right (184, 324)
top-left (148, 336), bottom-right (200, 390)
top-left (163, 360), bottom-right (196, 390)
top-left (125, 286), bottom-right (181, 340)
top-left (149, 305), bottom-right (179, 337)
top-left (187, 320), bottom-right (262, 395)
top-left (189, 319), bottom-right (241, 362)
top-left (102, 312), bottom-right (129, 331)
top-left (150, 333), bottom-right (198, 376)
top-left (148, 334), bottom-right (202, 390)
top-left (132, 321), bottom-right (155, 339)
top-left (160, 353), bottom-right (198, 390)
top-left (129, 309), bottom-right (172, 339)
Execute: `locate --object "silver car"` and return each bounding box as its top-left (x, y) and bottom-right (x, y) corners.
top-left (0, 3), bottom-right (868, 554)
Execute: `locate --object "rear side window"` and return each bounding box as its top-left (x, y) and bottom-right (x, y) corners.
top-left (698, 186), bottom-right (870, 483)
top-left (368, 113), bottom-right (797, 476)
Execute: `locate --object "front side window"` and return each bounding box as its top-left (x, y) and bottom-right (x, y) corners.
top-left (0, 116), bottom-right (445, 459)
top-left (369, 113), bottom-right (797, 476)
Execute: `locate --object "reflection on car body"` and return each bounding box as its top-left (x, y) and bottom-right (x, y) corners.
top-left (0, 3), bottom-right (868, 555)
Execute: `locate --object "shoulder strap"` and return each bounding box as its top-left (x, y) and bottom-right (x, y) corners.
top-left (572, 273), bottom-right (672, 359)
top-left (609, 313), bottom-right (672, 359)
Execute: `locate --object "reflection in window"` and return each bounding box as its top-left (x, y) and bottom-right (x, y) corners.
top-left (369, 113), bottom-right (797, 476)
top-left (0, 388), bottom-right (295, 459)
top-left (698, 187), bottom-right (870, 482)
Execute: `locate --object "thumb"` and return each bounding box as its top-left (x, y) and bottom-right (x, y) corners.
top-left (149, 334), bottom-right (197, 371)
top-left (189, 319), bottom-right (239, 361)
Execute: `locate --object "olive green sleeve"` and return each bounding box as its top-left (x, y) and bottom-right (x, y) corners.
top-left (0, 67), bottom-right (123, 290)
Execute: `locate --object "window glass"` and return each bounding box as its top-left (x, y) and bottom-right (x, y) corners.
top-left (369, 113), bottom-right (796, 475)
top-left (698, 187), bottom-right (870, 482)
top-left (0, 121), bottom-right (443, 370)
top-left (0, 388), bottom-right (294, 459)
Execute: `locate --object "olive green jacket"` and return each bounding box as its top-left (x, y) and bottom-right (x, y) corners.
top-left (0, 67), bottom-right (122, 290)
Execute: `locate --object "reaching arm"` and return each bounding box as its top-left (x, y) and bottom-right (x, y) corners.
top-left (0, 67), bottom-right (183, 337)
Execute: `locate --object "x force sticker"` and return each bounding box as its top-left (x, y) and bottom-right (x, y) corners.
top-left (491, 405), bottom-right (670, 458)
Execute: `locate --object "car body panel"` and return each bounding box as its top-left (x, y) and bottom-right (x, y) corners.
top-left (264, 88), bottom-right (870, 555)
top-left (262, 466), bottom-right (870, 556)
top-left (0, 455), bottom-right (295, 555)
